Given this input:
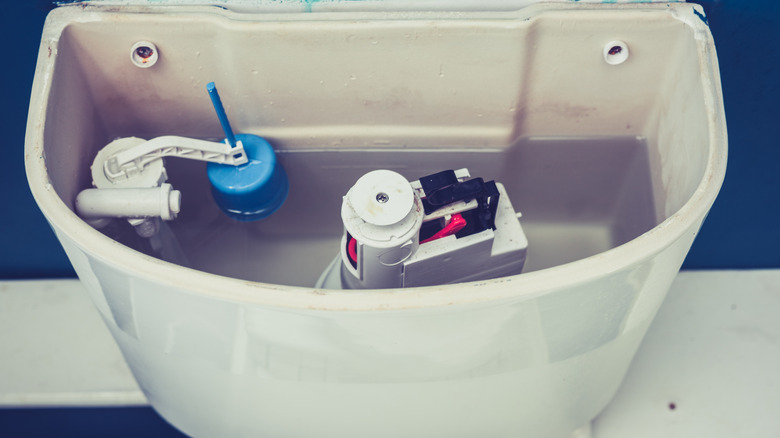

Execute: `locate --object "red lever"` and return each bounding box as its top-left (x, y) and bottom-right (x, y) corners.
top-left (348, 237), bottom-right (358, 263)
top-left (421, 214), bottom-right (467, 244)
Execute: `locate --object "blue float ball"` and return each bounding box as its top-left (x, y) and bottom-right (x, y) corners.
top-left (207, 134), bottom-right (289, 221)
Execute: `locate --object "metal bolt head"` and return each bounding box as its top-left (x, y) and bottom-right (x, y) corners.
top-left (135, 46), bottom-right (154, 60)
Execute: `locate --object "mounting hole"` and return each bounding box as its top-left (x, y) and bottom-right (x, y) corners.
top-left (131, 41), bottom-right (159, 68)
top-left (603, 40), bottom-right (629, 65)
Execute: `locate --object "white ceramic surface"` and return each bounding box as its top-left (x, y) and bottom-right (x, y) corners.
top-left (26, 3), bottom-right (726, 437)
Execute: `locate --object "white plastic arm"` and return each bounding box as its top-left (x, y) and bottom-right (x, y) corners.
top-left (75, 183), bottom-right (181, 221)
top-left (103, 135), bottom-right (248, 181)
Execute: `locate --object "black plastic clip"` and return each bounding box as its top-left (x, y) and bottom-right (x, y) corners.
top-left (418, 170), bottom-right (501, 238)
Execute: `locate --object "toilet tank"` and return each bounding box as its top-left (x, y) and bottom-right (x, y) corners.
top-left (25, 2), bottom-right (726, 437)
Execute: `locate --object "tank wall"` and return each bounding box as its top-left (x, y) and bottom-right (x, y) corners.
top-left (44, 7), bottom-right (703, 151)
top-left (644, 32), bottom-right (713, 220)
top-left (58, 224), bottom-right (696, 438)
top-left (42, 28), bottom-right (108, 210)
top-left (57, 15), bottom-right (528, 146)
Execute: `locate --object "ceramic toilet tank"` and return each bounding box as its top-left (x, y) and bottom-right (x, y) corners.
top-left (26, 2), bottom-right (726, 437)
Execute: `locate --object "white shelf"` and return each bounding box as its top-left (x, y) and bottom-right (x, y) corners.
top-left (594, 270), bottom-right (780, 437)
top-left (0, 280), bottom-right (145, 407)
top-left (2, 270), bottom-right (779, 436)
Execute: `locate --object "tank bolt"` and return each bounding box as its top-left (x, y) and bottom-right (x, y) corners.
top-left (376, 192), bottom-right (389, 203)
top-left (131, 218), bottom-right (159, 238)
top-left (130, 41), bottom-right (159, 68)
top-left (603, 40), bottom-right (629, 65)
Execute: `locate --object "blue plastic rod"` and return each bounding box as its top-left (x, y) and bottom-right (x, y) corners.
top-left (207, 82), bottom-right (237, 148)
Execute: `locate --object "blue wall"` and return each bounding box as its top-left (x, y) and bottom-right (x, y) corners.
top-left (1, 0), bottom-right (778, 278)
top-left (1, 2), bottom-right (75, 278)
top-left (0, 407), bottom-right (187, 437)
top-left (681, 0), bottom-right (780, 268)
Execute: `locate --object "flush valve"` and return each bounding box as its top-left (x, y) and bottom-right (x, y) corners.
top-left (316, 168), bottom-right (529, 290)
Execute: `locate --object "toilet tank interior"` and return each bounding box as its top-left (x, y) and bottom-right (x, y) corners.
top-left (40, 5), bottom-right (712, 286)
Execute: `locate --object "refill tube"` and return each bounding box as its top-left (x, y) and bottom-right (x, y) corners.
top-left (207, 82), bottom-right (237, 148)
top-left (75, 184), bottom-right (181, 221)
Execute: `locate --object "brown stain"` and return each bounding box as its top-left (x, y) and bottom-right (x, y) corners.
top-left (535, 102), bottom-right (596, 119)
top-left (364, 199), bottom-right (381, 217)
